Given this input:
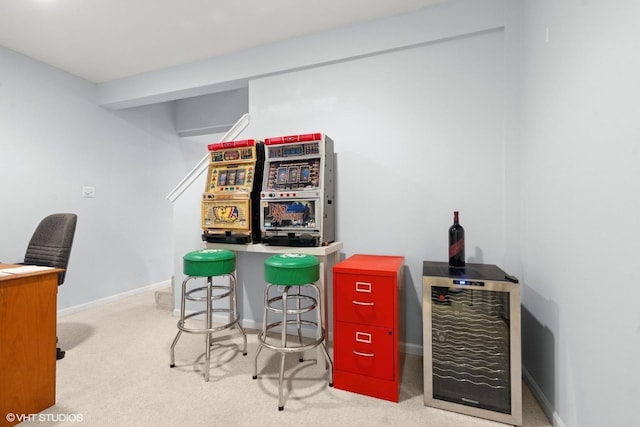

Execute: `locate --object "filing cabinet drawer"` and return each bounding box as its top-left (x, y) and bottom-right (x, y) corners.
top-left (334, 321), bottom-right (394, 380)
top-left (334, 273), bottom-right (394, 327)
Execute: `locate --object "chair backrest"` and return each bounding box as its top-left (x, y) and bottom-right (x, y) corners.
top-left (24, 213), bottom-right (78, 285)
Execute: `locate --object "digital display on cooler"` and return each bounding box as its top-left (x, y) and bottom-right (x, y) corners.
top-left (453, 279), bottom-right (485, 286)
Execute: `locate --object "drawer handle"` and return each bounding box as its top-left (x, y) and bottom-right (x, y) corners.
top-left (355, 281), bottom-right (372, 293)
top-left (352, 300), bottom-right (374, 306)
top-left (355, 331), bottom-right (371, 343)
top-left (353, 350), bottom-right (374, 357)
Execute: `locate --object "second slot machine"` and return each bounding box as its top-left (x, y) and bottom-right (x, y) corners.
top-left (260, 133), bottom-right (335, 246)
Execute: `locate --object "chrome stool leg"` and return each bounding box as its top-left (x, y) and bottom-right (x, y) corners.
top-left (253, 283), bottom-right (270, 379)
top-left (311, 282), bottom-right (333, 385)
top-left (230, 274), bottom-right (247, 356)
top-left (278, 286), bottom-right (290, 410)
top-left (170, 272), bottom-right (247, 381)
top-left (204, 276), bottom-right (213, 382)
top-left (296, 286), bottom-right (304, 362)
top-left (254, 281), bottom-right (333, 410)
top-left (170, 275), bottom-right (193, 367)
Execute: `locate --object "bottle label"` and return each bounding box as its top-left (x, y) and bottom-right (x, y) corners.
top-left (449, 239), bottom-right (464, 258)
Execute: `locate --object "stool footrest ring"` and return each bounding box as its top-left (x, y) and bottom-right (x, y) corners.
top-left (265, 294), bottom-right (318, 315)
top-left (185, 285), bottom-right (233, 302)
top-left (177, 319), bottom-right (241, 335)
top-left (257, 319), bottom-right (325, 353)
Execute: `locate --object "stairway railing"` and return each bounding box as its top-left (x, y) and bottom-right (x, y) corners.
top-left (166, 113), bottom-right (250, 203)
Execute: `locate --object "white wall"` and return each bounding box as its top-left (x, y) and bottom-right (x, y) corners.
top-left (0, 46), bottom-right (198, 310)
top-left (245, 28), bottom-right (509, 350)
top-left (519, 2), bottom-right (640, 426)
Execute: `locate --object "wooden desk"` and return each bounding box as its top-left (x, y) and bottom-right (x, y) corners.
top-left (203, 242), bottom-right (343, 345)
top-left (0, 264), bottom-right (61, 427)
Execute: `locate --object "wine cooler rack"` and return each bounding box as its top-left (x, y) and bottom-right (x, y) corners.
top-left (422, 262), bottom-right (522, 426)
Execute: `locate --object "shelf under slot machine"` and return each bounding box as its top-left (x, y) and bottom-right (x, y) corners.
top-left (260, 133), bottom-right (335, 247)
top-left (201, 139), bottom-right (264, 244)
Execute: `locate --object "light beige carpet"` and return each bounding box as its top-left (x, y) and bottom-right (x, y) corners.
top-left (19, 290), bottom-right (551, 427)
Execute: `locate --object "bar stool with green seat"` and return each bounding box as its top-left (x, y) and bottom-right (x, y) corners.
top-left (253, 253), bottom-right (333, 410)
top-left (170, 249), bottom-right (247, 382)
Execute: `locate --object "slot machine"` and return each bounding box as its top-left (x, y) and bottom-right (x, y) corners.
top-left (260, 133), bottom-right (335, 246)
top-left (202, 139), bottom-right (264, 244)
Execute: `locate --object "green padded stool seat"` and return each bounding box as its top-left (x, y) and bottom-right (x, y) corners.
top-left (183, 249), bottom-right (236, 277)
top-left (170, 248), bottom-right (247, 382)
top-left (264, 253), bottom-right (319, 285)
top-left (254, 253), bottom-right (333, 411)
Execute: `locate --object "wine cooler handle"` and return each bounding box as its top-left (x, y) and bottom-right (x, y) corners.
top-left (352, 350), bottom-right (374, 357)
top-left (352, 300), bottom-right (374, 306)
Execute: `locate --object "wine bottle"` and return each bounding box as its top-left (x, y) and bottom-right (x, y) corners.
top-left (448, 211), bottom-right (465, 267)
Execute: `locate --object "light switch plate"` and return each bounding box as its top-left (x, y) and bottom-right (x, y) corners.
top-left (82, 186), bottom-right (95, 198)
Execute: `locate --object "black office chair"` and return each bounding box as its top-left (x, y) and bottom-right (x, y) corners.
top-left (24, 213), bottom-right (78, 360)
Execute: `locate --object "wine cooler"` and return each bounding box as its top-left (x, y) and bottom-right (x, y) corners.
top-left (422, 261), bottom-right (522, 426)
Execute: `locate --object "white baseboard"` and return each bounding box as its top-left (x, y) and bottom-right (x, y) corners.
top-left (401, 341), bottom-right (423, 356)
top-left (58, 280), bottom-right (172, 318)
top-left (522, 367), bottom-right (566, 427)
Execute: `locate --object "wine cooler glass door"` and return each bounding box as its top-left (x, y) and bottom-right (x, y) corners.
top-left (431, 286), bottom-right (512, 414)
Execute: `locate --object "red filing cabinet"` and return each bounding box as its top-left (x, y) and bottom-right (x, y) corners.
top-left (332, 254), bottom-right (404, 402)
